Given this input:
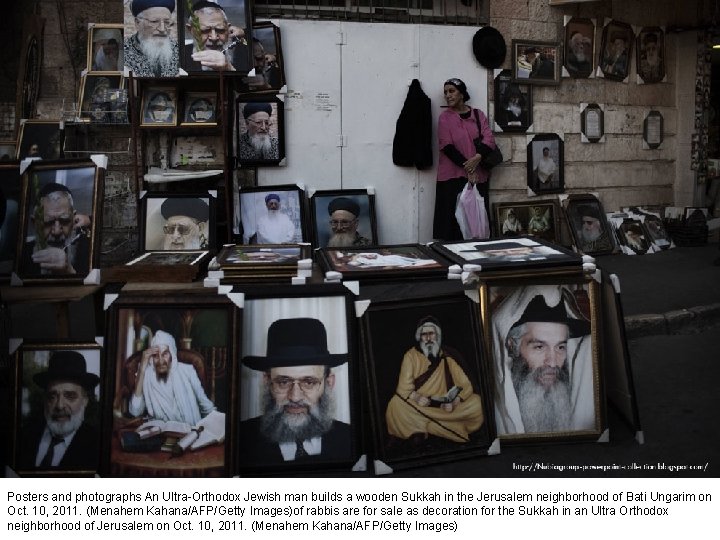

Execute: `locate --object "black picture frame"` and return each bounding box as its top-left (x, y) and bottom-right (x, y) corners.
top-left (0, 162), bottom-right (22, 279)
top-left (216, 243), bottom-right (310, 270)
top-left (181, 91), bottom-right (218, 126)
top-left (563, 194), bottom-right (616, 255)
top-left (581, 103), bottom-right (604, 143)
top-left (235, 95), bottom-right (286, 166)
top-left (140, 86), bottom-right (178, 127)
top-left (643, 110), bottom-right (664, 149)
top-left (493, 69), bottom-right (532, 133)
top-left (78, 73), bottom-right (124, 123)
top-left (616, 218), bottom-right (652, 255)
top-left (16, 120), bottom-right (64, 160)
top-left (101, 292), bottom-right (240, 477)
top-left (237, 184), bottom-right (306, 244)
top-left (493, 199), bottom-right (561, 244)
top-left (140, 192), bottom-right (216, 252)
top-left (11, 341), bottom-right (104, 476)
top-left (483, 277), bottom-right (604, 442)
top-left (237, 283), bottom-right (361, 475)
top-left (310, 188), bottom-right (378, 249)
top-left (599, 19), bottom-right (634, 82)
top-left (527, 133), bottom-right (564, 194)
top-left (86, 23), bottom-right (124, 72)
top-left (248, 21), bottom-right (286, 92)
top-left (563, 17), bottom-right (595, 78)
top-left (361, 292), bottom-right (495, 473)
top-left (511, 39), bottom-right (561, 85)
top-left (15, 159), bottom-right (103, 284)
top-left (636, 26), bottom-right (665, 84)
top-left (179, 0), bottom-right (253, 74)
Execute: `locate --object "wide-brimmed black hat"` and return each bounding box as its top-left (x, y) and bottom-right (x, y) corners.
top-left (472, 26), bottom-right (507, 69)
top-left (160, 197), bottom-right (209, 222)
top-left (243, 318), bottom-right (348, 370)
top-left (510, 295), bottom-right (591, 338)
top-left (328, 197), bottom-right (360, 217)
top-left (33, 350), bottom-right (100, 392)
top-left (577, 204), bottom-right (602, 221)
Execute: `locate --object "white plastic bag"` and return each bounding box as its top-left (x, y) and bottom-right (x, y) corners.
top-left (455, 182), bottom-right (490, 239)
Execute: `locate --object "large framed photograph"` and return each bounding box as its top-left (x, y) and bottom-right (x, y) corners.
top-left (563, 17), bottom-right (595, 78)
top-left (181, 91), bottom-right (218, 126)
top-left (238, 284), bottom-right (361, 475)
top-left (235, 96), bottom-right (286, 165)
top-left (102, 293), bottom-right (240, 477)
top-left (527, 133), bottom-right (564, 194)
top-left (78, 73), bottom-right (124, 123)
top-left (140, 193), bottom-right (216, 252)
top-left (87, 23), bottom-right (124, 72)
top-left (483, 278), bottom-right (604, 441)
top-left (140, 86), bottom-right (178, 126)
top-left (11, 341), bottom-right (103, 476)
top-left (317, 244), bottom-right (450, 282)
top-left (15, 159), bottom-right (102, 284)
top-left (493, 199), bottom-right (561, 243)
top-left (636, 26), bottom-right (665, 84)
top-left (493, 69), bottom-right (532, 133)
top-left (361, 292), bottom-right (495, 472)
top-left (122, 0), bottom-right (179, 78)
top-left (180, 0), bottom-right (252, 74)
top-left (310, 188), bottom-right (378, 249)
top-left (511, 39), bottom-right (561, 85)
top-left (16, 120), bottom-right (63, 160)
top-left (0, 162), bottom-right (22, 279)
top-left (599, 19), bottom-right (634, 81)
top-left (563, 194), bottom-right (616, 255)
top-left (248, 21), bottom-right (286, 91)
top-left (237, 184), bottom-right (306, 244)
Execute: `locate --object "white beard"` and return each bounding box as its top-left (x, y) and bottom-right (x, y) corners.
top-left (46, 406), bottom-right (85, 438)
top-left (327, 231), bottom-right (356, 247)
top-left (138, 35), bottom-right (174, 69)
top-left (250, 133), bottom-right (272, 156)
top-left (582, 227), bottom-right (601, 243)
top-left (512, 361), bottom-right (571, 432)
top-left (420, 340), bottom-right (440, 358)
top-left (572, 49), bottom-right (586, 63)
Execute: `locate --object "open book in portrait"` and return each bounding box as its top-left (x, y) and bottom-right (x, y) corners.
top-left (120, 410), bottom-right (226, 454)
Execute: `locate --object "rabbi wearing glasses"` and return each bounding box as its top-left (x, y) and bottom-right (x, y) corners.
top-left (154, 197), bottom-right (209, 250)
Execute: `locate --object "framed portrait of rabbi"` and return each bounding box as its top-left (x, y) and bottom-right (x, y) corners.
top-left (235, 96), bottom-right (286, 166)
top-left (123, 0), bottom-right (180, 78)
top-left (309, 188), bottom-right (378, 249)
top-left (140, 192), bottom-right (216, 252)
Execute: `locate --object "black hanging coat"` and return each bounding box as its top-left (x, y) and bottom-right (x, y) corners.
top-left (392, 79), bottom-right (433, 170)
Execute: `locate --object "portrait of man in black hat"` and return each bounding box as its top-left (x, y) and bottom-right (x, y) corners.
top-left (325, 196), bottom-right (372, 248)
top-left (124, 0), bottom-right (179, 78)
top-left (237, 101), bottom-right (280, 161)
top-left (145, 196), bottom-right (210, 250)
top-left (574, 203), bottom-right (613, 254)
top-left (239, 317), bottom-right (352, 466)
top-left (18, 349), bottom-right (101, 471)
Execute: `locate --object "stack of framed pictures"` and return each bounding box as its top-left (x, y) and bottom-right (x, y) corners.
top-left (212, 243), bottom-right (312, 284)
top-left (103, 250), bottom-right (211, 283)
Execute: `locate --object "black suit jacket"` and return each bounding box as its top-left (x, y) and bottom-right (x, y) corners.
top-left (19, 420), bottom-right (99, 471)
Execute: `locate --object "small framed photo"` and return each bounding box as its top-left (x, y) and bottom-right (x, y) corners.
top-left (141, 193), bottom-right (216, 252)
top-left (493, 200), bottom-right (561, 243)
top-left (616, 218), bottom-right (651, 255)
top-left (140, 86), bottom-right (178, 126)
top-left (78, 73), bottom-right (124, 122)
top-left (581, 103), bottom-right (605, 143)
top-left (563, 194), bottom-right (616, 255)
top-left (181, 92), bottom-right (218, 126)
top-left (511, 39), bottom-right (561, 85)
top-left (484, 277), bottom-right (604, 441)
top-left (87, 23), bottom-right (124, 72)
top-left (102, 293), bottom-right (240, 477)
top-left (599, 19), bottom-right (634, 81)
top-left (11, 341), bottom-right (103, 476)
top-left (16, 159), bottom-right (102, 284)
top-left (493, 69), bottom-right (533, 133)
top-left (643, 110), bottom-right (664, 149)
top-left (16, 120), bottom-right (63, 160)
top-left (248, 21), bottom-right (286, 92)
top-left (237, 184), bottom-right (306, 244)
top-left (238, 284), bottom-right (361, 474)
top-left (310, 189), bottom-right (378, 249)
top-left (527, 133), bottom-right (564, 194)
top-left (563, 17), bottom-right (595, 78)
top-left (637, 26), bottom-right (665, 84)
top-left (235, 96), bottom-right (285, 165)
top-left (640, 212), bottom-right (672, 250)
top-left (216, 244), bottom-right (310, 269)
top-left (360, 292), bottom-right (495, 472)
top-left (0, 140), bottom-right (16, 161)
top-left (0, 162), bottom-right (22, 279)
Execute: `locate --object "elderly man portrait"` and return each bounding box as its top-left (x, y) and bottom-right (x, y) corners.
top-left (492, 286), bottom-right (595, 435)
top-left (129, 330), bottom-right (215, 425)
top-left (565, 30), bottom-right (592, 77)
top-left (91, 28), bottom-right (123, 71)
top-left (124, 0), bottom-right (179, 77)
top-left (150, 197), bottom-right (209, 250)
top-left (237, 102), bottom-right (279, 161)
top-left (240, 318), bottom-right (352, 464)
top-left (251, 193), bottom-right (296, 244)
top-left (601, 32), bottom-right (629, 78)
top-left (501, 208), bottom-right (523, 236)
top-left (576, 204), bottom-right (612, 253)
top-left (385, 316), bottom-right (484, 446)
top-left (248, 37), bottom-right (282, 89)
top-left (19, 350), bottom-right (100, 470)
top-left (183, 1), bottom-right (249, 72)
top-left (326, 197), bottom-right (372, 248)
top-left (639, 31), bottom-right (664, 83)
top-left (22, 182), bottom-right (91, 276)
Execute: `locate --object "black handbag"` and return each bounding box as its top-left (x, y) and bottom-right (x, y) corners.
top-left (473, 109), bottom-right (503, 169)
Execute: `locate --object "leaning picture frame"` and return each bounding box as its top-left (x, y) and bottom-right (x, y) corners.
top-left (527, 133), bottom-right (564, 195)
top-left (16, 120), bottom-right (64, 160)
top-left (360, 291), bottom-right (496, 473)
top-left (78, 73), bottom-right (124, 123)
top-left (15, 159), bottom-right (103, 284)
top-left (214, 243), bottom-right (312, 284)
top-left (235, 95), bottom-right (286, 166)
top-left (493, 69), bottom-right (533, 133)
top-left (0, 140), bottom-right (16, 161)
top-left (237, 184), bottom-right (307, 245)
top-left (563, 17), bottom-right (596, 78)
top-left (493, 199), bottom-right (562, 244)
top-left (310, 188), bottom-right (378, 249)
top-left (481, 275), bottom-right (605, 442)
top-left (86, 23), bottom-right (124, 72)
top-left (140, 192), bottom-right (217, 252)
top-left (598, 19), bottom-right (634, 82)
top-left (511, 39), bottom-right (561, 85)
top-left (237, 283), bottom-right (361, 475)
top-left (140, 86), bottom-right (178, 127)
top-left (563, 194), bottom-right (616, 255)
top-left (101, 291), bottom-right (241, 477)
top-left (10, 340), bottom-right (104, 476)
top-left (0, 162), bottom-right (22, 280)
top-left (636, 26), bottom-right (666, 84)
top-left (248, 21), bottom-right (287, 92)
top-left (616, 218), bottom-right (652, 255)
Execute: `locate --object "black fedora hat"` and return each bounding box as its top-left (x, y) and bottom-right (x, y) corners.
top-left (472, 26), bottom-right (507, 69)
top-left (32, 350), bottom-right (100, 392)
top-left (510, 295), bottom-right (591, 338)
top-left (243, 318), bottom-right (348, 370)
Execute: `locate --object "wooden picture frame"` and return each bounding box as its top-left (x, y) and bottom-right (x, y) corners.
top-left (235, 96), bottom-right (286, 166)
top-left (310, 188), bottom-right (378, 249)
top-left (104, 250), bottom-right (212, 283)
top-left (237, 184), bottom-right (306, 245)
top-left (15, 159), bottom-right (103, 284)
top-left (0, 162), bottom-right (22, 279)
top-left (599, 19), bottom-right (634, 82)
top-left (493, 199), bottom-right (561, 243)
top-left (493, 69), bottom-right (533, 133)
top-left (16, 120), bottom-right (64, 161)
top-left (86, 23), bottom-right (124, 72)
top-left (527, 133), bottom-right (564, 194)
top-left (511, 39), bottom-right (561, 85)
top-left (140, 86), bottom-right (178, 127)
top-left (11, 341), bottom-right (103, 476)
top-left (140, 192), bottom-right (216, 252)
top-left (563, 17), bottom-right (595, 78)
top-left (636, 26), bottom-right (665, 84)
top-left (581, 103), bottom-right (604, 143)
top-left (78, 73), bottom-right (124, 123)
top-left (248, 21), bottom-right (286, 92)
top-left (102, 292), bottom-right (240, 477)
top-left (237, 283), bottom-right (361, 475)
top-left (563, 194), bottom-right (616, 255)
top-left (181, 91), bottom-right (218, 126)
top-left (482, 277), bottom-right (604, 442)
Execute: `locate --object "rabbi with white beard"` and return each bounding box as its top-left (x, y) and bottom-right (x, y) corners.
top-left (124, 0), bottom-right (179, 77)
top-left (237, 102), bottom-right (279, 161)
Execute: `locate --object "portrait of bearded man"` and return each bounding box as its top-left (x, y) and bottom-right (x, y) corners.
top-left (237, 101), bottom-right (280, 162)
top-left (124, 0), bottom-right (180, 78)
